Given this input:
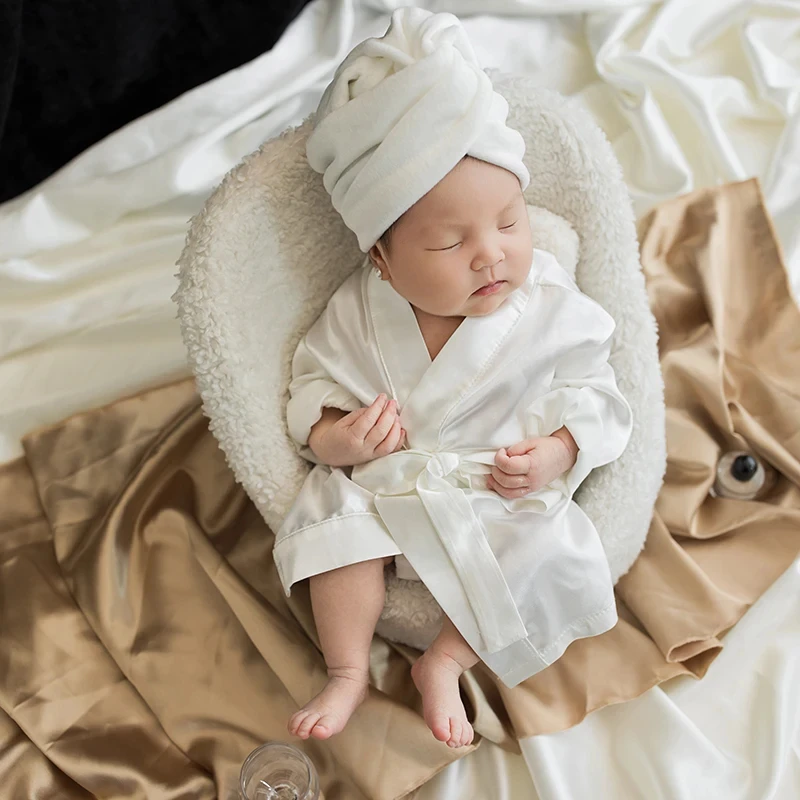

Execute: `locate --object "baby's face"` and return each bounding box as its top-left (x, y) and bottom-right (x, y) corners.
top-left (370, 157), bottom-right (533, 318)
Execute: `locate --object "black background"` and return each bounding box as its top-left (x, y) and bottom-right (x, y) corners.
top-left (0, 0), bottom-right (314, 202)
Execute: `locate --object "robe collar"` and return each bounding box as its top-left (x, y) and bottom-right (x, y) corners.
top-left (367, 254), bottom-right (539, 448)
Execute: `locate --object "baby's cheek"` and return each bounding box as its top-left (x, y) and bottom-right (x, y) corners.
top-left (409, 263), bottom-right (446, 293)
top-left (510, 249), bottom-right (533, 282)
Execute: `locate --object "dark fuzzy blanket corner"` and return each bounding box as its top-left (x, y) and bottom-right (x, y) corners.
top-left (0, 0), bottom-right (313, 203)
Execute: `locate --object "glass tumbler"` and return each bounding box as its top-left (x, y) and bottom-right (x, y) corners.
top-left (239, 742), bottom-right (320, 800)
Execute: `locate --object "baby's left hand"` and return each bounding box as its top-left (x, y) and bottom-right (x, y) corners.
top-left (488, 428), bottom-right (579, 500)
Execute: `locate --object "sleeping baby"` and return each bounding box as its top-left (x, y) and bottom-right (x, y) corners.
top-left (274, 8), bottom-right (633, 749)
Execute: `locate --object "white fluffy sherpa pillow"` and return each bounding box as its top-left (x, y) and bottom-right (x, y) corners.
top-left (174, 77), bottom-right (666, 651)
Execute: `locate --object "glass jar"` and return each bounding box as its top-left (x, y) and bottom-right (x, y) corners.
top-left (239, 742), bottom-right (320, 800)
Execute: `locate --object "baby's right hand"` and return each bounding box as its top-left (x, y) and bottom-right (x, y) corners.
top-left (309, 394), bottom-right (406, 467)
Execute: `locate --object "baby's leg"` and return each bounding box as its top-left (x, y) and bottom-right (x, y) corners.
top-left (411, 617), bottom-right (479, 748)
top-left (289, 557), bottom-right (389, 741)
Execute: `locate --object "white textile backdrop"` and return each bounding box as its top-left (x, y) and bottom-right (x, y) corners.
top-left (1, 1), bottom-right (798, 797)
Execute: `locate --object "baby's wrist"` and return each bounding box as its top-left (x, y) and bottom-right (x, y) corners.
top-left (309, 431), bottom-right (349, 466)
top-left (308, 408), bottom-right (348, 464)
top-left (310, 439), bottom-right (352, 467)
top-left (550, 427), bottom-right (579, 469)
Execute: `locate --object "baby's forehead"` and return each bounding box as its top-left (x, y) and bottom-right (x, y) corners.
top-left (408, 196), bottom-right (519, 231)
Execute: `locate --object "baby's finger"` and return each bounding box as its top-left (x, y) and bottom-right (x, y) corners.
top-left (490, 467), bottom-right (530, 490)
top-left (487, 476), bottom-right (531, 500)
top-left (365, 399), bottom-right (398, 447)
top-left (375, 418), bottom-right (402, 457)
top-left (350, 394), bottom-right (388, 439)
top-left (507, 438), bottom-right (540, 457)
top-left (494, 449), bottom-right (530, 475)
top-left (503, 486), bottom-right (532, 499)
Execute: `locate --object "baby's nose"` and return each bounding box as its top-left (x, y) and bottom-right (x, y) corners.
top-left (471, 250), bottom-right (504, 271)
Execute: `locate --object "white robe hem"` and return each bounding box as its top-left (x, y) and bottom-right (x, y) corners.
top-left (274, 512), bottom-right (401, 596)
top-left (492, 600), bottom-right (618, 688)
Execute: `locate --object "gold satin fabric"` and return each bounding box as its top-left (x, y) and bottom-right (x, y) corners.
top-left (1, 179), bottom-right (798, 796)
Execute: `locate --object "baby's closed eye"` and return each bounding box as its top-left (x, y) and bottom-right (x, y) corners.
top-left (428, 222), bottom-right (519, 252)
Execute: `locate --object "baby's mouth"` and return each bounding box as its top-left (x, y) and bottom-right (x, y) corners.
top-left (472, 280), bottom-right (506, 297)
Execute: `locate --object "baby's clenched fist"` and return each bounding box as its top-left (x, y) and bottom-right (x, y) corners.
top-left (309, 394), bottom-right (406, 467)
top-left (487, 429), bottom-right (579, 500)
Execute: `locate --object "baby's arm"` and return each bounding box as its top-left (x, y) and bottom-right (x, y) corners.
top-left (307, 395), bottom-right (406, 467)
top-left (287, 286), bottom-right (404, 465)
top-left (490, 287), bottom-right (632, 501)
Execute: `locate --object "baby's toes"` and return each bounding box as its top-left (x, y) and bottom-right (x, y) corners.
top-left (296, 711), bottom-right (322, 740)
top-left (460, 721), bottom-right (474, 748)
top-left (309, 714), bottom-right (334, 741)
top-left (430, 715), bottom-right (452, 744)
top-left (447, 718), bottom-right (463, 748)
top-left (288, 710), bottom-right (306, 737)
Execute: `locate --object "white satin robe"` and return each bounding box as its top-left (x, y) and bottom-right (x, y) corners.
top-left (275, 249), bottom-right (633, 687)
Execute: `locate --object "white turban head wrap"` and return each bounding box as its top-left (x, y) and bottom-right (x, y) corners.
top-left (306, 7), bottom-right (530, 253)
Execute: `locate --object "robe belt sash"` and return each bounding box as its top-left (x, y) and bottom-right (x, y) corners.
top-left (354, 449), bottom-right (529, 653)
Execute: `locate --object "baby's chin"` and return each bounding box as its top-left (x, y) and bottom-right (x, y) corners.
top-left (413, 287), bottom-right (513, 318)
top-left (462, 287), bottom-right (514, 316)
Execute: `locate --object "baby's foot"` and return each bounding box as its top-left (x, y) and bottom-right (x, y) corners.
top-left (288, 668), bottom-right (368, 741)
top-left (411, 650), bottom-right (474, 748)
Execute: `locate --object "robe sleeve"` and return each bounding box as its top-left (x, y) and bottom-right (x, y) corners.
top-left (524, 292), bottom-right (633, 500)
top-left (285, 333), bottom-right (362, 455)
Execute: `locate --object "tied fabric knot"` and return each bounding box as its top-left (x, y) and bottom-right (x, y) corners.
top-left (427, 451), bottom-right (465, 486)
top-left (354, 449), bottom-right (528, 653)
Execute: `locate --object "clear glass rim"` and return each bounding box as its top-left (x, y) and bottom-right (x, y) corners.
top-left (239, 742), bottom-right (315, 799)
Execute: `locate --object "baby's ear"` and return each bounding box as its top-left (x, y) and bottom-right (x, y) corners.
top-left (368, 243), bottom-right (388, 279)
top-left (526, 205), bottom-right (580, 279)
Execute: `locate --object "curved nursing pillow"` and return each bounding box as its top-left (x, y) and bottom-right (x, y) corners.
top-left (175, 76), bottom-right (666, 651)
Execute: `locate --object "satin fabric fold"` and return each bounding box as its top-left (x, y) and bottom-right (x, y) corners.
top-left (0, 434), bottom-right (213, 799)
